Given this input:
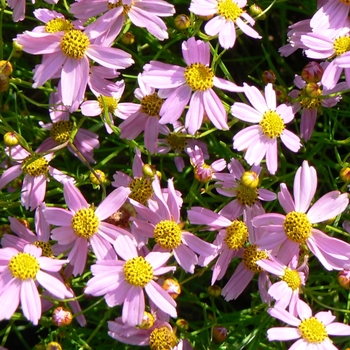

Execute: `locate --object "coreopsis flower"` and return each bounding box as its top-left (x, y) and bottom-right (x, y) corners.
top-left (256, 254), bottom-right (307, 316)
top-left (232, 83), bottom-right (302, 175)
top-left (189, 0), bottom-right (261, 49)
top-left (43, 181), bottom-right (133, 276)
top-left (187, 145), bottom-right (226, 183)
top-left (16, 18), bottom-right (134, 109)
top-left (81, 80), bottom-right (139, 134)
top-left (70, 0), bottom-right (175, 45)
top-left (130, 178), bottom-right (217, 273)
top-left (85, 234), bottom-right (177, 326)
top-left (289, 63), bottom-right (346, 141)
top-left (39, 91), bottom-right (100, 163)
top-left (267, 301), bottom-right (350, 349)
top-left (0, 145), bottom-right (73, 211)
top-left (119, 74), bottom-right (170, 154)
top-left (0, 244), bottom-right (73, 325)
top-left (253, 160), bottom-right (350, 270)
top-left (214, 158), bottom-right (276, 220)
top-left (142, 37), bottom-right (243, 135)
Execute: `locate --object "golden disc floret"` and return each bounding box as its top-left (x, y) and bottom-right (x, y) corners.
top-left (123, 256), bottom-right (153, 287)
top-left (154, 220), bottom-right (182, 249)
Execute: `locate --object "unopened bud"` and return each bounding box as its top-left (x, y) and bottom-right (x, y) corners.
top-left (241, 171), bottom-right (259, 188)
top-left (4, 132), bottom-right (19, 147)
top-left (121, 32), bottom-right (135, 45)
top-left (12, 40), bottom-right (23, 58)
top-left (249, 4), bottom-right (266, 20)
top-left (301, 62), bottom-right (324, 83)
top-left (142, 164), bottom-right (161, 179)
top-left (106, 202), bottom-right (135, 229)
top-left (262, 70), bottom-right (276, 84)
top-left (208, 285), bottom-right (222, 297)
top-left (89, 169), bottom-right (106, 185)
top-left (176, 318), bottom-right (189, 330)
top-left (174, 14), bottom-right (191, 30)
top-left (0, 74), bottom-right (10, 92)
top-left (197, 14), bottom-right (214, 21)
top-left (46, 342), bottom-right (62, 350)
top-left (274, 85), bottom-right (289, 103)
top-left (338, 270), bottom-right (350, 290)
top-left (17, 218), bottom-right (30, 229)
top-left (340, 167), bottom-right (350, 183)
top-left (304, 82), bottom-right (322, 98)
top-left (0, 61), bottom-right (13, 77)
top-left (212, 326), bottom-right (228, 343)
top-left (52, 307), bottom-right (73, 327)
top-left (162, 278), bottom-right (181, 299)
top-left (139, 311), bottom-right (155, 329)
top-left (0, 224), bottom-right (11, 238)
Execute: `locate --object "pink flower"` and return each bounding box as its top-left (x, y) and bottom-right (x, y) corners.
top-left (16, 22), bottom-right (134, 109)
top-left (213, 158), bottom-right (276, 220)
top-left (189, 0), bottom-right (261, 49)
top-left (85, 234), bottom-right (177, 326)
top-left (43, 181), bottom-right (133, 276)
top-left (130, 178), bottom-right (217, 273)
top-left (232, 83), bottom-right (302, 175)
top-left (253, 161), bottom-right (350, 270)
top-left (70, 0), bottom-right (175, 44)
top-left (267, 300), bottom-right (350, 349)
top-left (0, 145), bottom-right (73, 211)
top-left (142, 37), bottom-right (243, 135)
top-left (0, 244), bottom-right (72, 325)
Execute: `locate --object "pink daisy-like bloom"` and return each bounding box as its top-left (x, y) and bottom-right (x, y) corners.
top-left (256, 254), bottom-right (307, 317)
top-left (0, 144), bottom-right (73, 211)
top-left (142, 37), bottom-right (243, 135)
top-left (130, 177), bottom-right (217, 273)
top-left (0, 244), bottom-right (73, 325)
top-left (43, 180), bottom-right (133, 276)
top-left (232, 83), bottom-right (302, 175)
top-left (253, 160), bottom-right (350, 270)
top-left (289, 62), bottom-right (346, 141)
top-left (16, 19), bottom-right (134, 109)
top-left (39, 91), bottom-right (100, 163)
top-left (189, 0), bottom-right (261, 49)
top-left (119, 74), bottom-right (170, 154)
top-left (85, 234), bottom-right (177, 326)
top-left (213, 158), bottom-right (276, 220)
top-left (70, 0), bottom-right (175, 45)
top-left (187, 145), bottom-right (226, 183)
top-left (81, 80), bottom-right (139, 134)
top-left (267, 300), bottom-right (350, 349)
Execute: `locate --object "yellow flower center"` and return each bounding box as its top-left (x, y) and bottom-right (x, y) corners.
top-left (243, 244), bottom-right (268, 273)
top-left (140, 92), bottom-right (164, 116)
top-left (107, 0), bottom-right (134, 14)
top-left (129, 178), bottom-right (153, 205)
top-left (60, 30), bottom-right (90, 59)
top-left (123, 256), bottom-right (154, 287)
top-left (333, 36), bottom-right (350, 56)
top-left (45, 18), bottom-right (74, 33)
top-left (165, 132), bottom-right (187, 152)
top-left (235, 185), bottom-right (258, 206)
top-left (97, 95), bottom-right (118, 114)
top-left (217, 0), bottom-right (244, 21)
top-left (283, 211), bottom-right (312, 244)
top-left (34, 241), bottom-right (54, 258)
top-left (298, 317), bottom-right (328, 343)
top-left (224, 220), bottom-right (249, 250)
top-left (22, 156), bottom-right (49, 177)
top-left (71, 207), bottom-right (99, 239)
top-left (154, 220), bottom-right (182, 249)
top-left (281, 267), bottom-right (302, 290)
top-left (50, 121), bottom-right (73, 144)
top-left (8, 252), bottom-right (40, 280)
top-left (259, 110), bottom-right (285, 138)
top-left (184, 63), bottom-right (214, 91)
top-left (149, 326), bottom-right (178, 350)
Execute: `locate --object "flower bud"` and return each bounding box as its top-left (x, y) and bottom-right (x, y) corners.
top-left (212, 326), bottom-right (228, 343)
top-left (340, 167), bottom-right (350, 183)
top-left (249, 4), bottom-right (266, 20)
top-left (162, 278), bottom-right (181, 299)
top-left (52, 306), bottom-right (73, 327)
top-left (46, 342), bottom-right (62, 350)
top-left (0, 224), bottom-right (11, 238)
top-left (89, 169), bottom-right (106, 185)
top-left (0, 61), bottom-right (13, 77)
top-left (139, 311), bottom-right (155, 329)
top-left (17, 218), bottom-right (30, 229)
top-left (241, 171), bottom-right (259, 188)
top-left (176, 318), bottom-right (189, 330)
top-left (12, 40), bottom-right (23, 58)
top-left (274, 85), bottom-right (289, 103)
top-left (4, 132), bottom-right (19, 147)
top-left (301, 62), bottom-right (324, 83)
top-left (121, 32), bottom-right (135, 45)
top-left (106, 202), bottom-right (135, 229)
top-left (0, 73), bottom-right (10, 92)
top-left (304, 82), bottom-right (322, 98)
top-left (197, 14), bottom-right (214, 21)
top-left (142, 164), bottom-right (161, 179)
top-left (262, 70), bottom-right (276, 84)
top-left (338, 270), bottom-right (350, 290)
top-left (208, 285), bottom-right (222, 297)
top-left (174, 14), bottom-right (191, 30)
